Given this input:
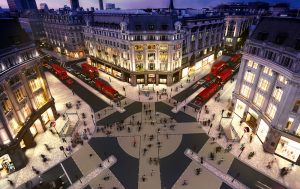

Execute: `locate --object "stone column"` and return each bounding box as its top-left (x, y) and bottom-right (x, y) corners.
top-left (234, 58), bottom-right (247, 95)
top-left (0, 107), bottom-right (13, 141)
top-left (263, 127), bottom-right (281, 154)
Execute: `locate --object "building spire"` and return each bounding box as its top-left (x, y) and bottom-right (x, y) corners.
top-left (169, 0), bottom-right (174, 10)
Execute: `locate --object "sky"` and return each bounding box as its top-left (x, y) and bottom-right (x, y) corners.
top-left (0, 0), bottom-right (299, 10)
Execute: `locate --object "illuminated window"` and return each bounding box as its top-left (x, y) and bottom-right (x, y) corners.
top-left (292, 100), bottom-right (300, 113)
top-left (258, 78), bottom-right (269, 91)
top-left (148, 44), bottom-right (156, 50)
top-left (247, 60), bottom-right (258, 69)
top-left (272, 88), bottom-right (283, 102)
top-left (2, 99), bottom-right (12, 114)
top-left (134, 45), bottom-right (144, 51)
top-left (159, 53), bottom-right (168, 62)
top-left (253, 93), bottom-right (264, 108)
top-left (278, 75), bottom-right (288, 84)
top-left (285, 117), bottom-right (294, 130)
top-left (240, 85), bottom-right (251, 98)
top-left (226, 38), bottom-right (233, 43)
top-left (266, 103), bottom-right (277, 119)
top-left (263, 67), bottom-right (273, 76)
top-left (175, 43), bottom-right (181, 50)
top-left (244, 72), bottom-right (255, 83)
top-left (35, 93), bottom-right (46, 108)
top-left (148, 53), bottom-right (155, 62)
top-left (15, 88), bottom-right (25, 102)
top-left (159, 44), bottom-right (168, 51)
top-left (135, 53), bottom-right (143, 62)
top-left (191, 34), bottom-right (195, 42)
top-left (29, 79), bottom-right (41, 92)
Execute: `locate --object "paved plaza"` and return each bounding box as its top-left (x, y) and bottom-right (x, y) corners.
top-left (0, 52), bottom-right (296, 189)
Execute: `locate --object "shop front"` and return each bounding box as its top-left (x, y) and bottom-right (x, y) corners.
top-left (182, 67), bottom-right (189, 78)
top-left (148, 74), bottom-right (156, 84)
top-left (159, 75), bottom-right (167, 84)
top-left (173, 71), bottom-right (180, 83)
top-left (0, 154), bottom-right (15, 178)
top-left (41, 111), bottom-right (50, 125)
top-left (246, 108), bottom-right (258, 133)
top-left (112, 68), bottom-right (122, 80)
top-left (136, 75), bottom-right (145, 84)
top-left (257, 119), bottom-right (270, 143)
top-left (275, 136), bottom-right (300, 163)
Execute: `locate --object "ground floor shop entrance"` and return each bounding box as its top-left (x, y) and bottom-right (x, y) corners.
top-left (275, 136), bottom-right (300, 163)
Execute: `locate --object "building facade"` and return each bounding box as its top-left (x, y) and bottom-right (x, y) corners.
top-left (7, 0), bottom-right (37, 12)
top-left (43, 10), bottom-right (86, 58)
top-left (83, 9), bottom-right (224, 86)
top-left (0, 18), bottom-right (57, 174)
top-left (19, 11), bottom-right (45, 42)
top-left (232, 17), bottom-right (300, 164)
top-left (224, 14), bottom-right (254, 53)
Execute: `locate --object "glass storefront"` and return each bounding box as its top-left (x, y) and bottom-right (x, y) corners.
top-left (246, 108), bottom-right (258, 132)
top-left (35, 93), bottom-right (46, 108)
top-left (41, 111), bottom-right (50, 125)
top-left (8, 117), bottom-right (20, 137)
top-left (0, 154), bottom-right (15, 178)
top-left (148, 74), bottom-right (155, 84)
top-left (182, 67), bottom-right (189, 78)
top-left (275, 136), bottom-right (300, 162)
top-left (234, 99), bottom-right (246, 118)
top-left (30, 124), bottom-right (38, 137)
top-left (257, 119), bottom-right (269, 143)
top-left (112, 69), bottom-right (122, 79)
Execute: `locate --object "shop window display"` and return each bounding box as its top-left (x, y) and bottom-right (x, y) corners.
top-left (0, 154), bottom-right (15, 178)
top-left (275, 136), bottom-right (300, 162)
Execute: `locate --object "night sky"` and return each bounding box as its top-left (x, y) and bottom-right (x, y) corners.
top-left (0, 0), bottom-right (299, 10)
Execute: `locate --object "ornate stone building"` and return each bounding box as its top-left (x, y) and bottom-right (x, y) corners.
top-left (83, 7), bottom-right (224, 86)
top-left (232, 17), bottom-right (300, 165)
top-left (0, 18), bottom-right (57, 172)
top-left (43, 9), bottom-right (86, 58)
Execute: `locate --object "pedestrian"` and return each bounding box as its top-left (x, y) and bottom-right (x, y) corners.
top-left (109, 77), bottom-right (111, 82)
top-left (182, 180), bottom-right (188, 186)
top-left (183, 106), bottom-right (186, 112)
top-left (200, 156), bottom-right (204, 164)
top-left (7, 180), bottom-right (14, 186)
top-left (249, 134), bottom-right (253, 143)
top-left (166, 134), bottom-right (169, 139)
top-left (72, 90), bottom-right (74, 95)
top-left (142, 175), bottom-right (146, 182)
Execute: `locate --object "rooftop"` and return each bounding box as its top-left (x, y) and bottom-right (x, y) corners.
top-left (250, 16), bottom-right (300, 50)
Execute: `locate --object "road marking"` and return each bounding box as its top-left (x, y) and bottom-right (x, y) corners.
top-left (60, 163), bottom-right (72, 185)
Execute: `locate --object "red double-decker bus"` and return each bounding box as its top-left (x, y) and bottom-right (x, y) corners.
top-left (211, 60), bottom-right (226, 75)
top-left (101, 85), bottom-right (119, 102)
top-left (51, 64), bottom-right (68, 80)
top-left (195, 83), bottom-right (220, 105)
top-left (216, 68), bottom-right (233, 84)
top-left (81, 63), bottom-right (99, 79)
